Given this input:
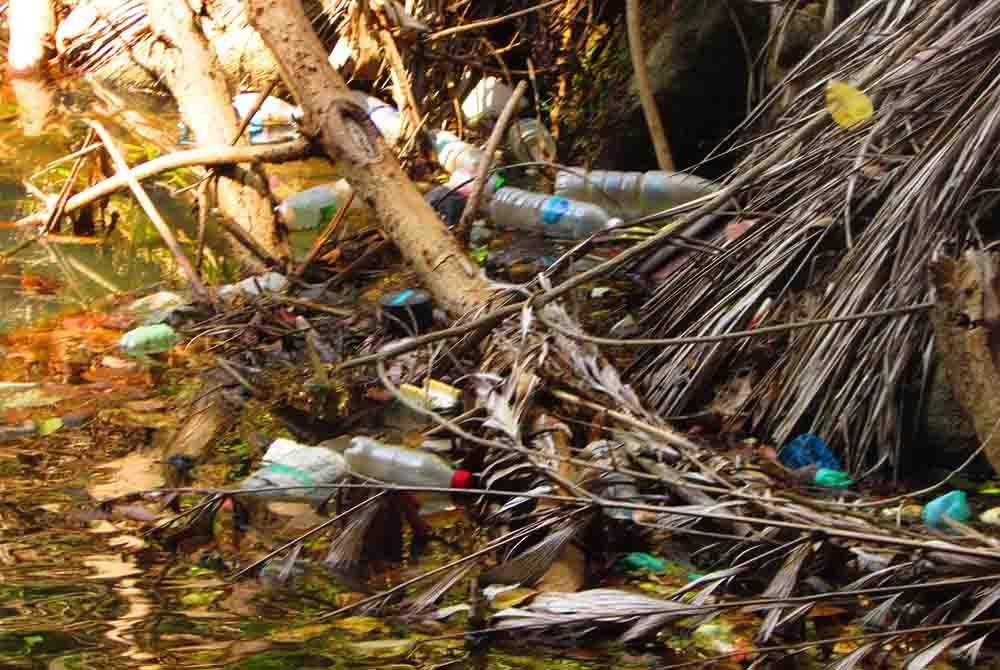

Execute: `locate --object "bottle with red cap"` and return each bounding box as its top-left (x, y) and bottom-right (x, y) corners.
top-left (344, 437), bottom-right (474, 492)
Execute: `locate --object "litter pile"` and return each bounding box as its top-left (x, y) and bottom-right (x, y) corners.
top-left (12, 0), bottom-right (1000, 667)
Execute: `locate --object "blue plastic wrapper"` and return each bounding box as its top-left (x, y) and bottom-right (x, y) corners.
top-left (779, 433), bottom-right (841, 471)
top-left (922, 490), bottom-right (971, 530)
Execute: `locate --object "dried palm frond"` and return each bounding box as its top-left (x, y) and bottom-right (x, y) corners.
top-left (631, 0), bottom-right (1000, 473)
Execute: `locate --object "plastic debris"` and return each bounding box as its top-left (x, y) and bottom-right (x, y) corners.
top-left (119, 324), bottom-right (181, 356)
top-left (431, 130), bottom-right (487, 175)
top-left (813, 468), bottom-right (854, 488)
top-left (276, 179), bottom-right (355, 231)
top-left (506, 118), bottom-right (557, 163)
top-left (922, 490), bottom-right (971, 530)
top-left (399, 379), bottom-right (462, 412)
top-left (123, 291), bottom-right (187, 326)
top-left (779, 433), bottom-right (842, 471)
top-left (825, 80), bottom-right (874, 129)
top-left (461, 76), bottom-right (527, 127)
top-left (240, 438), bottom-right (349, 504)
top-left (488, 187), bottom-right (623, 239)
top-left (216, 272), bottom-right (289, 301)
top-left (232, 93), bottom-right (301, 127)
top-left (380, 289), bottom-right (434, 335)
top-left (351, 93), bottom-right (405, 145)
top-left (554, 168), bottom-right (717, 221)
top-left (978, 507), bottom-right (1000, 526)
top-left (618, 552), bottom-right (667, 574)
top-left (344, 437), bottom-right (474, 491)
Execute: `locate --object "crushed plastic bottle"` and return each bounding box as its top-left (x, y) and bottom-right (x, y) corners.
top-left (554, 169), bottom-right (717, 221)
top-left (581, 440), bottom-right (640, 520)
top-left (779, 433), bottom-right (841, 471)
top-left (344, 437), bottom-right (474, 491)
top-left (232, 93), bottom-right (301, 127)
top-left (461, 76), bottom-right (527, 127)
top-left (119, 324), bottom-right (181, 357)
top-left (276, 179), bottom-right (355, 231)
top-left (240, 438), bottom-right (348, 503)
top-left (506, 118), bottom-right (557, 163)
top-left (488, 187), bottom-right (623, 239)
top-left (430, 130), bottom-right (486, 175)
top-left (351, 92), bottom-right (405, 145)
top-left (923, 490), bottom-right (971, 530)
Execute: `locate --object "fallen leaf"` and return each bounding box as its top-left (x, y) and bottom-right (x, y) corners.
top-left (37, 417), bottom-right (63, 435)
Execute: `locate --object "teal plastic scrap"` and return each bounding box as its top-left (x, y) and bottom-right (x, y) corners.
top-left (813, 468), bottom-right (854, 488)
top-left (922, 490), bottom-right (971, 530)
top-left (619, 552), bottom-right (667, 574)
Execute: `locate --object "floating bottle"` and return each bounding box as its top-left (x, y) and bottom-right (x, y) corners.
top-left (554, 169), bottom-right (718, 221)
top-left (344, 437), bottom-right (473, 491)
top-left (488, 187), bottom-right (623, 239)
top-left (351, 92), bottom-right (405, 145)
top-left (276, 179), bottom-right (355, 231)
top-left (580, 440), bottom-right (640, 521)
top-left (240, 438), bottom-right (349, 503)
top-left (506, 118), bottom-right (557, 163)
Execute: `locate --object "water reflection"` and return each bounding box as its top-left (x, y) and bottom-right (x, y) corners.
top-left (83, 556), bottom-right (160, 670)
top-left (9, 75), bottom-right (55, 137)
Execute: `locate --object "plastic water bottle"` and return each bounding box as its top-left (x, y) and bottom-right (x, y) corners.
top-left (461, 76), bottom-right (527, 127)
top-left (232, 93), bottom-right (301, 127)
top-left (488, 187), bottom-right (623, 239)
top-left (506, 118), bottom-right (557, 163)
top-left (240, 438), bottom-right (349, 503)
top-left (276, 179), bottom-right (355, 231)
top-left (431, 130), bottom-right (486, 175)
top-left (351, 92), bottom-right (405, 145)
top-left (554, 169), bottom-right (718, 221)
top-left (344, 437), bottom-right (474, 491)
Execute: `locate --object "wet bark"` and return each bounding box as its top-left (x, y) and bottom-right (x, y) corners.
top-left (134, 0), bottom-right (288, 266)
top-left (243, 0), bottom-right (494, 318)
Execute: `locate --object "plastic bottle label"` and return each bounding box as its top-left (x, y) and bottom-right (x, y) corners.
top-left (319, 203), bottom-right (338, 227)
top-left (261, 463), bottom-right (315, 487)
top-left (389, 289), bottom-right (417, 306)
top-left (541, 197), bottom-right (571, 226)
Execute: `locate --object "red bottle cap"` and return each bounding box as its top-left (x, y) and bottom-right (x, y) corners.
top-left (450, 469), bottom-right (474, 489)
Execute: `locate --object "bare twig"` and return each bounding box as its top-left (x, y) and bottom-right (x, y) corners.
top-left (626, 0), bottom-right (674, 170)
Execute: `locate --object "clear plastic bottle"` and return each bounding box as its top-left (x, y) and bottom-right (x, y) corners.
top-left (276, 179), bottom-right (355, 231)
top-left (554, 169), bottom-right (718, 221)
top-left (232, 93), bottom-right (301, 127)
top-left (431, 130), bottom-right (486, 175)
top-left (461, 76), bottom-right (527, 127)
top-left (344, 436), bottom-right (473, 490)
top-left (351, 92), bottom-right (404, 145)
top-left (580, 440), bottom-right (639, 521)
top-left (506, 118), bottom-right (557, 163)
top-left (488, 187), bottom-right (623, 239)
top-left (240, 438), bottom-right (349, 503)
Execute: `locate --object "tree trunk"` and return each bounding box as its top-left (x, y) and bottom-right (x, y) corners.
top-left (137, 0), bottom-right (288, 266)
top-left (243, 0), bottom-right (493, 318)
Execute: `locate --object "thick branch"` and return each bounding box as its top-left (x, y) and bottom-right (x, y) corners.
top-left (244, 0), bottom-right (493, 318)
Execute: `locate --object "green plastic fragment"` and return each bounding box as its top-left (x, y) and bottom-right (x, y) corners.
top-left (813, 468), bottom-right (854, 488)
top-left (119, 324), bottom-right (181, 356)
top-left (471, 246), bottom-right (489, 265)
top-left (619, 552), bottom-right (667, 574)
